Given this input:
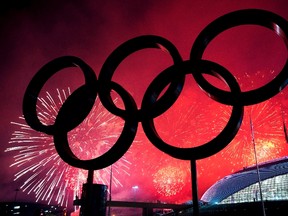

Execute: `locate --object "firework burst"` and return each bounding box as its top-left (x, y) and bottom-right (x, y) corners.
top-left (152, 165), bottom-right (187, 197)
top-left (220, 99), bottom-right (287, 169)
top-left (147, 83), bottom-right (230, 199)
top-left (5, 69), bottom-right (288, 206)
top-left (197, 71), bottom-right (288, 191)
top-left (145, 74), bottom-right (288, 200)
top-left (217, 68), bottom-right (288, 172)
top-left (6, 88), bottom-right (130, 206)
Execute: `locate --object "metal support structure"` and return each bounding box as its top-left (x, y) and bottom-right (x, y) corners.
top-left (191, 160), bottom-right (199, 216)
top-left (79, 170), bottom-right (108, 216)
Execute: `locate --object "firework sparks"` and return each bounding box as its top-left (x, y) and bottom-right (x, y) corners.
top-left (198, 69), bottom-right (288, 187)
top-left (6, 88), bottom-right (130, 206)
top-left (218, 69), bottom-right (287, 171)
top-left (144, 74), bottom-right (288, 200)
top-left (220, 100), bottom-right (287, 169)
top-left (147, 83), bottom-right (228, 200)
top-left (5, 70), bottom-right (288, 206)
top-left (153, 165), bottom-right (187, 197)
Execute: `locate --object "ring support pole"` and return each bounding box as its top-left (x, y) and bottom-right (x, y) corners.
top-left (191, 160), bottom-right (199, 216)
top-left (80, 170), bottom-right (108, 216)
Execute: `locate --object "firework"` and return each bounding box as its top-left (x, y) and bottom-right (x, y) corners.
top-left (6, 69), bottom-right (288, 206)
top-left (147, 83), bottom-right (226, 200)
top-left (197, 69), bottom-right (288, 189)
top-left (6, 88), bottom-right (130, 206)
top-left (153, 165), bottom-right (187, 197)
top-left (220, 99), bottom-right (287, 169)
top-left (217, 68), bottom-right (288, 172)
top-left (145, 75), bottom-right (288, 200)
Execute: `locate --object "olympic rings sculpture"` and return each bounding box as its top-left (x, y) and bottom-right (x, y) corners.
top-left (23, 9), bottom-right (288, 171)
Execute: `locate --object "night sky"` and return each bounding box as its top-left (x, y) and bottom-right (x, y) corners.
top-left (1, 0), bottom-right (288, 213)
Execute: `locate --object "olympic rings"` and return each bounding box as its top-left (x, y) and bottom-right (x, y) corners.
top-left (22, 9), bottom-right (288, 170)
top-left (190, 9), bottom-right (288, 105)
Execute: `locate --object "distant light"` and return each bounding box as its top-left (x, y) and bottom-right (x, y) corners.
top-left (13, 206), bottom-right (20, 209)
top-left (132, 186), bottom-right (139, 189)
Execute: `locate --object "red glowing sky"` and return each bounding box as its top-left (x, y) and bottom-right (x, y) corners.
top-left (1, 0), bottom-right (288, 210)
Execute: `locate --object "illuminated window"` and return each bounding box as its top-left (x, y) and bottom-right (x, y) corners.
top-left (221, 174), bottom-right (288, 204)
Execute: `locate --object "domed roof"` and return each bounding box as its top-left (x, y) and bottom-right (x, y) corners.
top-left (201, 157), bottom-right (288, 204)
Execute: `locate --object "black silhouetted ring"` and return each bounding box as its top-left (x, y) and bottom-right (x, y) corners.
top-left (98, 35), bottom-right (184, 120)
top-left (23, 56), bottom-right (97, 135)
top-left (141, 60), bottom-right (243, 160)
top-left (54, 81), bottom-right (138, 170)
top-left (190, 9), bottom-right (288, 106)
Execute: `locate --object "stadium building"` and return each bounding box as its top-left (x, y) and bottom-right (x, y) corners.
top-left (201, 156), bottom-right (288, 204)
top-left (174, 157), bottom-right (288, 216)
